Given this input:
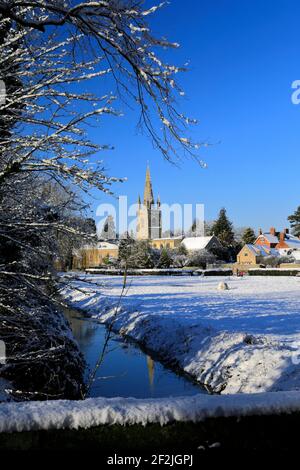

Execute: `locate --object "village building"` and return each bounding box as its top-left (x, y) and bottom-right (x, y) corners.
top-left (235, 227), bottom-right (300, 270)
top-left (255, 227), bottom-right (279, 249)
top-left (150, 236), bottom-right (182, 250)
top-left (181, 235), bottom-right (222, 252)
top-left (255, 227), bottom-right (300, 257)
top-left (72, 241), bottom-right (119, 270)
top-left (236, 244), bottom-right (278, 266)
top-left (275, 230), bottom-right (300, 259)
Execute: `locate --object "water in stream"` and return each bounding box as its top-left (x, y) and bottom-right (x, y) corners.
top-left (65, 308), bottom-right (204, 398)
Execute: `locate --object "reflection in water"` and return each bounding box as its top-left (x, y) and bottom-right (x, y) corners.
top-left (64, 308), bottom-right (204, 399)
top-left (147, 356), bottom-right (154, 390)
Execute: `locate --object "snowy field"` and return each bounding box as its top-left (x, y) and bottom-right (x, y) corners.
top-left (62, 275), bottom-right (300, 394)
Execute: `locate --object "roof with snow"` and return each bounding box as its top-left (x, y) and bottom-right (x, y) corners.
top-left (152, 236), bottom-right (183, 241)
top-left (181, 236), bottom-right (219, 251)
top-left (245, 244), bottom-right (279, 257)
top-left (257, 233), bottom-right (279, 244)
top-left (75, 241), bottom-right (119, 252)
top-left (282, 234), bottom-right (300, 249)
top-left (256, 231), bottom-right (300, 250)
top-left (96, 242), bottom-right (119, 250)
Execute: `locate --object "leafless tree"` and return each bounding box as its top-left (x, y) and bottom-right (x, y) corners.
top-left (0, 1), bottom-right (204, 400)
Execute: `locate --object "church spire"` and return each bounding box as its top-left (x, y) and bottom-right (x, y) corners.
top-left (143, 165), bottom-right (154, 207)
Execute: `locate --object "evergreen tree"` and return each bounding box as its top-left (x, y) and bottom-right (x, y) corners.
top-left (242, 227), bottom-right (256, 245)
top-left (288, 206), bottom-right (300, 237)
top-left (157, 248), bottom-right (172, 268)
top-left (102, 253), bottom-right (110, 265)
top-left (128, 241), bottom-right (154, 268)
top-left (211, 208), bottom-right (235, 246)
top-left (118, 237), bottom-right (135, 266)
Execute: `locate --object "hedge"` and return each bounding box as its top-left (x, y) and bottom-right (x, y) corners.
top-left (248, 269), bottom-right (300, 276)
top-left (84, 268), bottom-right (233, 277)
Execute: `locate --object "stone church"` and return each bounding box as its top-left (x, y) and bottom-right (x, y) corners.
top-left (136, 166), bottom-right (162, 240)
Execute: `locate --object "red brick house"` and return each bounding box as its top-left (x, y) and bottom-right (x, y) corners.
top-left (255, 227), bottom-right (279, 249)
top-left (255, 227), bottom-right (300, 255)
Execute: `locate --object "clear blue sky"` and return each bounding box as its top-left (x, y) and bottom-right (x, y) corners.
top-left (85, 0), bottom-right (300, 233)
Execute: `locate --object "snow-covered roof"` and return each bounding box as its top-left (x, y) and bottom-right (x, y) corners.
top-left (283, 234), bottom-right (300, 249)
top-left (76, 242), bottom-right (118, 252)
top-left (96, 241), bottom-right (119, 250)
top-left (257, 233), bottom-right (279, 244)
top-left (152, 236), bottom-right (183, 241)
top-left (181, 236), bottom-right (216, 251)
top-left (245, 244), bottom-right (279, 257)
top-left (256, 232), bottom-right (300, 249)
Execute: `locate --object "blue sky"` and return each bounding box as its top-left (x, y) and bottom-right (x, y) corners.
top-left (84, 0), bottom-right (300, 233)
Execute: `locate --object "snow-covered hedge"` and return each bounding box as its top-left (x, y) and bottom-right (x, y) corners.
top-left (85, 268), bottom-right (193, 276)
top-left (84, 268), bottom-right (233, 276)
top-left (248, 268), bottom-right (300, 276)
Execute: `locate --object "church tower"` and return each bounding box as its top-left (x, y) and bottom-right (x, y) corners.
top-left (136, 166), bottom-right (162, 240)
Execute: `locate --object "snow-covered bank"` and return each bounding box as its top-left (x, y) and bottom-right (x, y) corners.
top-left (62, 275), bottom-right (300, 394)
top-left (0, 297), bottom-right (85, 402)
top-left (2, 391), bottom-right (300, 432)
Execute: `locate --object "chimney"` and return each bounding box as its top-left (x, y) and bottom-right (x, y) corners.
top-left (270, 227), bottom-right (276, 236)
top-left (283, 228), bottom-right (289, 235)
top-left (280, 231), bottom-right (285, 242)
top-left (258, 228), bottom-right (263, 235)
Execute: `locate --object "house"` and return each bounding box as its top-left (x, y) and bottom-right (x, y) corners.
top-left (235, 227), bottom-right (300, 270)
top-left (236, 244), bottom-right (279, 266)
top-left (275, 230), bottom-right (300, 258)
top-left (181, 235), bottom-right (222, 252)
top-left (150, 236), bottom-right (182, 250)
top-left (255, 227), bottom-right (300, 259)
top-left (72, 241), bottom-right (119, 269)
top-left (255, 227), bottom-right (279, 249)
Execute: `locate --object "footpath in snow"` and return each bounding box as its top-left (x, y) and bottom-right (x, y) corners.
top-left (62, 274), bottom-right (300, 394)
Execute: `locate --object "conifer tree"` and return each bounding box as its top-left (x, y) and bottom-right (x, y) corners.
top-left (288, 206), bottom-right (300, 237)
top-left (242, 227), bottom-right (256, 245)
top-left (128, 241), bottom-right (153, 268)
top-left (157, 248), bottom-right (172, 268)
top-left (118, 237), bottom-right (135, 266)
top-left (211, 208), bottom-right (235, 246)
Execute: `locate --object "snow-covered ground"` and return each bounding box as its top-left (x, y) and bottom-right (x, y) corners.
top-left (62, 275), bottom-right (300, 394)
